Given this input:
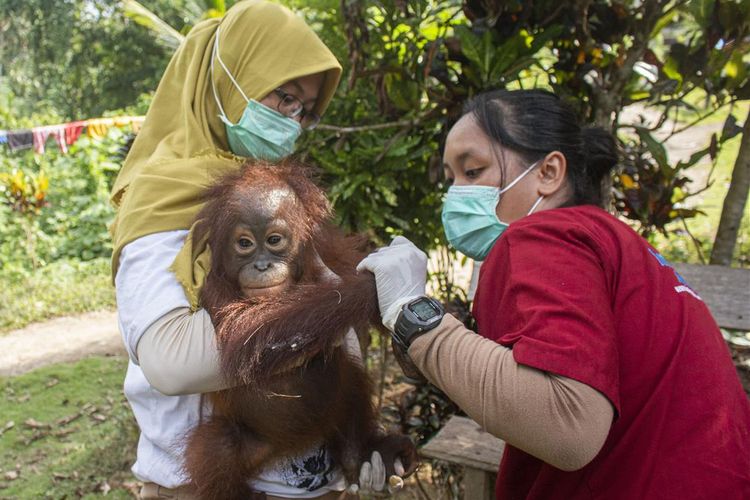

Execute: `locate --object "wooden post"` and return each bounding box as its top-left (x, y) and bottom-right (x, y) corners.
top-left (464, 467), bottom-right (495, 500)
top-left (421, 416), bottom-right (505, 500)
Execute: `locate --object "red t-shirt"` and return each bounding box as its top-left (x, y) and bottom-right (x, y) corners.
top-left (472, 205), bottom-right (750, 499)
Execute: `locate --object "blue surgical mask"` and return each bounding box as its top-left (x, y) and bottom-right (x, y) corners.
top-left (442, 160), bottom-right (544, 261)
top-left (211, 27), bottom-right (301, 160)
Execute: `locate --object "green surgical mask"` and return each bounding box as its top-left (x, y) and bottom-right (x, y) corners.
top-left (211, 27), bottom-right (301, 160)
top-left (218, 100), bottom-right (301, 160)
top-left (442, 160), bottom-right (544, 261)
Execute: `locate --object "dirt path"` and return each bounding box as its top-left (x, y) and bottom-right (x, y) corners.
top-left (0, 310), bottom-right (124, 377)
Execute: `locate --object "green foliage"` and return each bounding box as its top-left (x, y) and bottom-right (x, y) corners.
top-left (4, 0), bottom-right (745, 262)
top-left (291, 2), bottom-right (581, 246)
top-left (614, 110), bottom-right (745, 236)
top-left (465, 1), bottom-right (749, 239)
top-left (0, 168), bottom-right (50, 268)
top-left (0, 356), bottom-right (137, 497)
top-left (0, 0), bottom-right (175, 120)
top-left (0, 127), bottom-right (127, 274)
top-left (122, 0), bottom-right (244, 50)
top-left (0, 168), bottom-right (49, 215)
top-left (0, 258), bottom-right (115, 333)
top-left (296, 0), bottom-right (749, 252)
top-left (649, 125), bottom-right (750, 266)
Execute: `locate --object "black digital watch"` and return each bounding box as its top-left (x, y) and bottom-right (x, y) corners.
top-left (392, 296), bottom-right (445, 351)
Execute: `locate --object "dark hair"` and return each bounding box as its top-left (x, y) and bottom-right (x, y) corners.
top-left (462, 89), bottom-right (618, 206)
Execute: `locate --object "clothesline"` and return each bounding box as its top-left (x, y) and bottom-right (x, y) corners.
top-left (0, 116), bottom-right (145, 154)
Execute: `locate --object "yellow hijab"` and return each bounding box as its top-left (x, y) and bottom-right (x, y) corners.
top-left (110, 0), bottom-right (342, 306)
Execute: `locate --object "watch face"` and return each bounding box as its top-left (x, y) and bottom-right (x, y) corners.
top-left (410, 299), bottom-right (441, 321)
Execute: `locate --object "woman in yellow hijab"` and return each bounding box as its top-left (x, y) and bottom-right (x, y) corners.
top-left (109, 2), bottom-right (367, 498)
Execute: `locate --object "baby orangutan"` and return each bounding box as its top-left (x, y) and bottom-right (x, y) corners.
top-left (184, 161), bottom-right (417, 500)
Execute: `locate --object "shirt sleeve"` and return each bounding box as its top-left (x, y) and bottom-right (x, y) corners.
top-left (486, 218), bottom-right (621, 413)
top-left (115, 230), bottom-right (192, 363)
top-left (409, 314), bottom-right (614, 471)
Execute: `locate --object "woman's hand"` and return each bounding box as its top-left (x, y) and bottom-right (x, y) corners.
top-left (356, 236), bottom-right (428, 331)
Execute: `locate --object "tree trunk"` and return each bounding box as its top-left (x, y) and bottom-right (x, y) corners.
top-left (710, 108), bottom-right (750, 266)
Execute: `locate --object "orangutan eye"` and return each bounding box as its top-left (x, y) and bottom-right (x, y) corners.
top-left (238, 238), bottom-right (254, 248)
top-left (267, 234), bottom-right (282, 246)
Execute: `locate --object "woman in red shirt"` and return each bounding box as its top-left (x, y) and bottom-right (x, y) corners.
top-left (358, 89), bottom-right (750, 499)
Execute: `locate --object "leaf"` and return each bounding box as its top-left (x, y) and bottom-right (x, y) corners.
top-left (720, 114), bottom-right (743, 142)
top-left (121, 0), bottom-right (184, 50)
top-left (675, 147), bottom-right (710, 170)
top-left (634, 127), bottom-right (668, 169)
top-left (620, 174), bottom-right (636, 189)
top-left (384, 74), bottom-right (420, 111)
top-left (454, 25), bottom-right (483, 69)
top-left (0, 421), bottom-right (14, 436)
top-left (488, 35), bottom-right (525, 82)
top-left (99, 481), bottom-right (112, 495)
top-left (23, 418), bottom-right (49, 429)
top-left (455, 25), bottom-right (495, 82)
top-left (407, 416), bottom-right (424, 427)
top-left (379, 186), bottom-right (398, 206)
top-left (688, 0), bottom-right (715, 27)
top-left (650, 9), bottom-right (678, 39)
top-left (674, 208), bottom-right (706, 218)
top-left (662, 56), bottom-right (683, 85)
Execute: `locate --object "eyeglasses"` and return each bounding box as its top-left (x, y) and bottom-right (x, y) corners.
top-left (273, 88), bottom-right (320, 130)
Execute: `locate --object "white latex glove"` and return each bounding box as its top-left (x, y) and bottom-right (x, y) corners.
top-left (356, 236), bottom-right (428, 331)
top-left (350, 451), bottom-right (406, 495)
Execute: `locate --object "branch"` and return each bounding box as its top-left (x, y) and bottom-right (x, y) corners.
top-left (352, 66), bottom-right (404, 79)
top-left (666, 98), bottom-right (738, 138)
top-left (680, 216), bottom-right (707, 264)
top-left (616, 107), bottom-right (672, 133)
top-left (677, 178), bottom-right (714, 201)
top-left (539, 3), bottom-right (567, 28)
top-left (593, 1), bottom-right (668, 126)
top-left (316, 111), bottom-right (435, 134)
top-left (374, 127), bottom-right (411, 162)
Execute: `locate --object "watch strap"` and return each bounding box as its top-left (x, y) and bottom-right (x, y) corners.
top-left (393, 296), bottom-right (445, 349)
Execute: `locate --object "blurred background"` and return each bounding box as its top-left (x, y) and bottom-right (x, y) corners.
top-left (0, 1), bottom-right (748, 497)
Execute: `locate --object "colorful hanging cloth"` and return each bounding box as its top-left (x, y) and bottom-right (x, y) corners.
top-left (32, 127), bottom-right (51, 154)
top-left (111, 116), bottom-right (146, 134)
top-left (49, 125), bottom-right (67, 154)
top-left (86, 118), bottom-right (116, 139)
top-left (7, 130), bottom-right (33, 151)
top-left (65, 121), bottom-right (85, 146)
top-left (2, 116), bottom-right (145, 153)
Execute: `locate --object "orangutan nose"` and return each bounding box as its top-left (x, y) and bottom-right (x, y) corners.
top-left (254, 261), bottom-right (272, 272)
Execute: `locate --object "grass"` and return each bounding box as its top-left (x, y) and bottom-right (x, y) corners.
top-left (0, 354), bottom-right (448, 500)
top-left (0, 356), bottom-right (138, 499)
top-left (649, 129), bottom-right (750, 267)
top-left (0, 258), bottom-right (115, 334)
